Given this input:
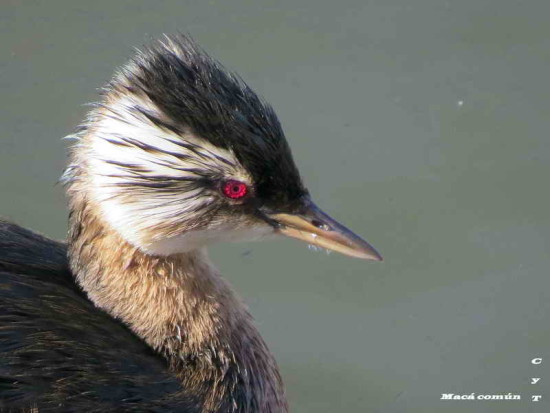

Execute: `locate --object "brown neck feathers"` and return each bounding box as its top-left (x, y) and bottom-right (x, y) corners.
top-left (66, 194), bottom-right (288, 412)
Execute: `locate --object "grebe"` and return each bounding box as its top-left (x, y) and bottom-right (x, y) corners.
top-left (0, 36), bottom-right (382, 412)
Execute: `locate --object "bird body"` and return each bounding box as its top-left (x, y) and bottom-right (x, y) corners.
top-left (0, 36), bottom-right (381, 412)
top-left (0, 222), bottom-right (195, 411)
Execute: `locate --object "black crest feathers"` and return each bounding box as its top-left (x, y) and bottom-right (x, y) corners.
top-left (113, 35), bottom-right (307, 209)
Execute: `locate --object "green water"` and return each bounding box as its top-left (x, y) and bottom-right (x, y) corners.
top-left (1, 1), bottom-right (549, 411)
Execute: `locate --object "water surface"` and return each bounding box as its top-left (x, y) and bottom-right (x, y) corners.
top-left (1, 1), bottom-right (549, 411)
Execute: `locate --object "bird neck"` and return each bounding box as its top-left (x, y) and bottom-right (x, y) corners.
top-left (67, 196), bottom-right (287, 412)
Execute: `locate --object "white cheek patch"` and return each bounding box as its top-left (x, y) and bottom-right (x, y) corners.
top-left (91, 94), bottom-right (248, 181)
top-left (86, 93), bottom-right (254, 251)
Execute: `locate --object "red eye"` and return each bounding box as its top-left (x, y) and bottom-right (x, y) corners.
top-left (222, 180), bottom-right (248, 199)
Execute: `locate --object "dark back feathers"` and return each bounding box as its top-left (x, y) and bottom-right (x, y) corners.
top-left (0, 221), bottom-right (198, 412)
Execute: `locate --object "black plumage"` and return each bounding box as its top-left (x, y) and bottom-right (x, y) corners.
top-left (114, 37), bottom-right (307, 209)
top-left (0, 221), bottom-right (198, 411)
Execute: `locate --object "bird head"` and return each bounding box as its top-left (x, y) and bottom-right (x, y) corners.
top-left (67, 36), bottom-right (381, 261)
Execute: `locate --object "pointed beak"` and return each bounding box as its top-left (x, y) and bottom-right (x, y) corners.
top-left (262, 199), bottom-right (382, 261)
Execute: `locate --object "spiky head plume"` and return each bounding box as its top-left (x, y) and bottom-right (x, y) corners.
top-left (65, 36), bottom-right (307, 254)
